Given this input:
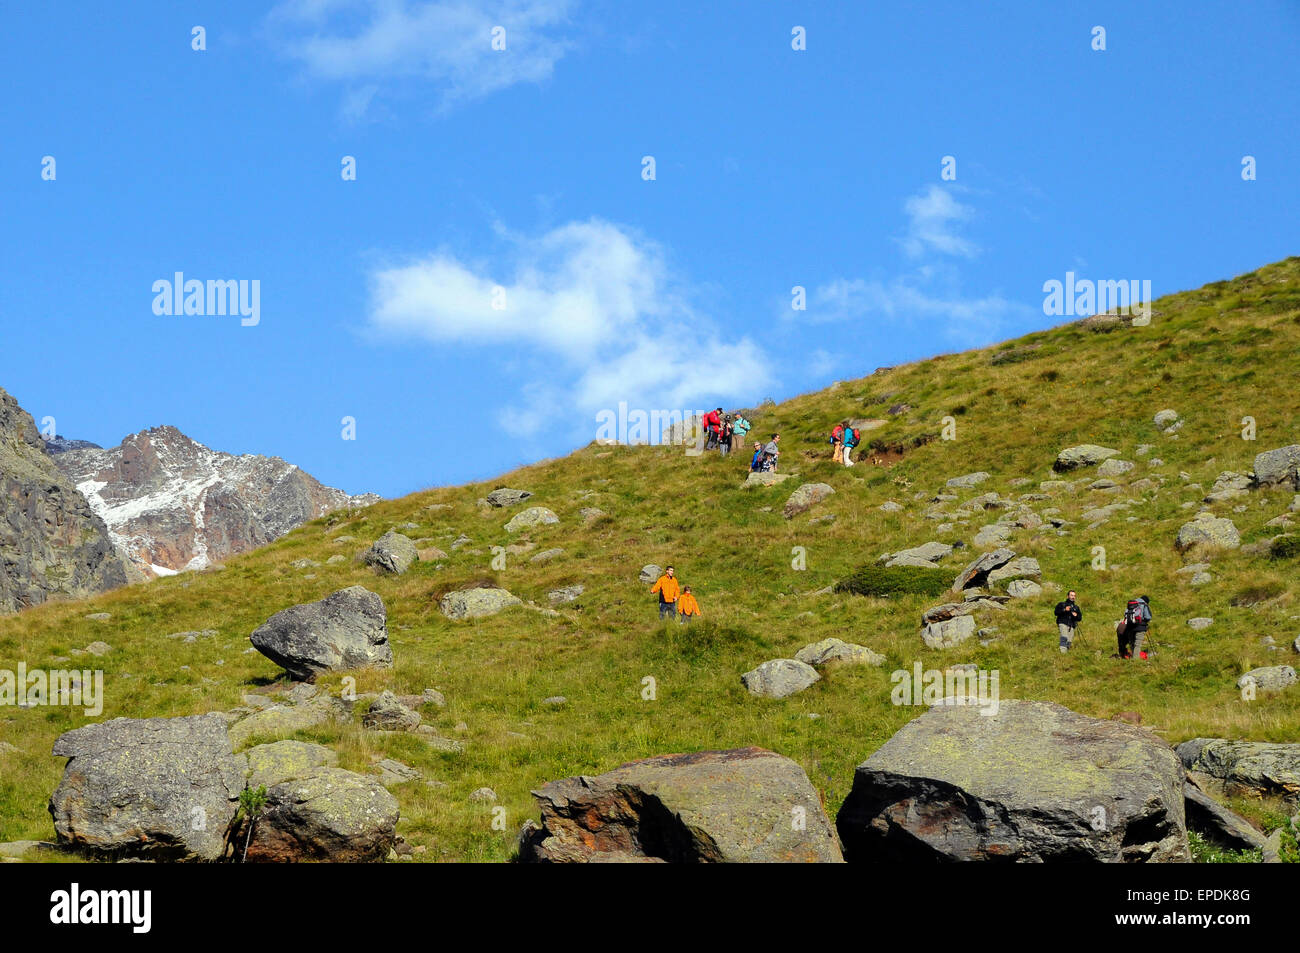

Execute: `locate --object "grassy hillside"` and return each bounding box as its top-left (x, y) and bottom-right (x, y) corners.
top-left (4, 257), bottom-right (1300, 861)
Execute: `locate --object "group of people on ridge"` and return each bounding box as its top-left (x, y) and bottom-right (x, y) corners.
top-left (1053, 591), bottom-right (1152, 658)
top-left (701, 407), bottom-right (751, 455)
top-left (649, 566), bottom-right (701, 623)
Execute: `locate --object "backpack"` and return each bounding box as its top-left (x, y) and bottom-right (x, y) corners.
top-left (845, 427), bottom-right (859, 446)
top-left (831, 424), bottom-right (844, 444)
top-left (1125, 600), bottom-right (1147, 626)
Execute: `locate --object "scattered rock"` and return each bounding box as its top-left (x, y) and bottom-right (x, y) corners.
top-left (1096, 459), bottom-right (1135, 478)
top-left (1175, 513), bottom-right (1241, 551)
top-left (1006, 579), bottom-right (1042, 599)
top-left (783, 483), bottom-right (835, 519)
top-left (530, 548), bottom-right (564, 564)
top-left (470, 787), bottom-right (497, 803)
top-left (1237, 665), bottom-right (1297, 694)
top-left (743, 471), bottom-right (794, 488)
top-left (486, 488), bottom-right (533, 508)
top-left (363, 691), bottom-right (422, 732)
top-left (1054, 445), bottom-right (1121, 471)
top-left (986, 556), bottom-right (1041, 585)
top-left (741, 659), bottom-right (821, 699)
top-left (548, 585), bottom-right (584, 604)
top-left (1186, 618), bottom-right (1214, 630)
top-left (638, 564), bottom-right (662, 584)
top-left (363, 532), bottom-right (417, 574)
top-left (84, 641), bottom-right (111, 656)
top-left (795, 638), bottom-right (885, 668)
top-left (879, 501), bottom-right (904, 513)
top-left (921, 613), bottom-right (977, 649)
top-left (1252, 445), bottom-right (1300, 489)
top-left (504, 507), bottom-right (560, 533)
top-left (83, 612), bottom-right (111, 621)
top-left (250, 586), bottom-right (392, 681)
top-left (1153, 409), bottom-right (1182, 433)
top-left (946, 472), bottom-right (990, 489)
top-left (439, 586), bottom-right (522, 620)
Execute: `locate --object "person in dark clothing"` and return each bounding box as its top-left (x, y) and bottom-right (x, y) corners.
top-left (1054, 590), bottom-right (1083, 653)
top-left (1117, 595), bottom-right (1152, 658)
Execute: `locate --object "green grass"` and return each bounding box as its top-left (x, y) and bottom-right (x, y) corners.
top-left (3, 256), bottom-right (1300, 861)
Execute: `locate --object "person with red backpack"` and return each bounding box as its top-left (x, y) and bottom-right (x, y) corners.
top-left (702, 408), bottom-right (722, 451)
top-left (830, 422), bottom-right (845, 463)
top-left (841, 422), bottom-right (860, 467)
top-left (1116, 595), bottom-right (1152, 659)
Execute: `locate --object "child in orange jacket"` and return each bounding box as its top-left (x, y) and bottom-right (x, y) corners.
top-left (677, 586), bottom-right (701, 623)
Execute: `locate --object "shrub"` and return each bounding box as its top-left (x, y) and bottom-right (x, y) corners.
top-left (836, 565), bottom-right (952, 599)
top-left (1269, 535), bottom-right (1300, 560)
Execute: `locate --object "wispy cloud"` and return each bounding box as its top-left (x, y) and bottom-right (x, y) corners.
top-left (898, 184), bottom-right (979, 259)
top-left (268, 0), bottom-right (576, 116)
top-left (365, 219), bottom-right (770, 438)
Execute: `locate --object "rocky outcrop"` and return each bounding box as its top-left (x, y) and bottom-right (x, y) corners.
top-left (486, 488), bottom-right (532, 507)
top-left (55, 424), bottom-right (377, 577)
top-left (249, 587), bottom-right (392, 680)
top-left (952, 548), bottom-right (1016, 591)
top-left (836, 700), bottom-right (1189, 862)
top-left (48, 713), bottom-right (245, 860)
top-left (519, 748), bottom-right (843, 863)
top-left (504, 506), bottom-right (559, 533)
top-left (795, 638), bottom-right (885, 668)
top-left (1177, 738), bottom-right (1300, 801)
top-left (1175, 513), bottom-right (1241, 551)
top-left (0, 386), bottom-right (127, 613)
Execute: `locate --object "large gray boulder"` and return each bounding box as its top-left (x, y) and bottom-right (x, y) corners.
top-left (504, 506), bottom-right (560, 533)
top-left (986, 556), bottom-right (1041, 585)
top-left (239, 767), bottom-right (399, 863)
top-left (250, 586), bottom-right (392, 680)
top-left (946, 472), bottom-right (990, 489)
top-left (519, 748), bottom-right (843, 863)
top-left (49, 714), bottom-right (245, 861)
top-left (1253, 445), bottom-right (1300, 489)
top-left (486, 487), bottom-right (533, 508)
top-left (638, 564), bottom-right (662, 584)
top-left (741, 659), bottom-right (821, 698)
top-left (439, 586), bottom-right (522, 620)
top-left (1174, 513), bottom-right (1241, 551)
top-left (363, 531), bottom-right (417, 574)
top-left (836, 700), bottom-right (1189, 862)
top-left (1053, 445), bottom-right (1120, 471)
top-left (883, 542), bottom-right (953, 567)
top-left (783, 482), bottom-right (835, 519)
top-left (1176, 738), bottom-right (1300, 801)
top-left (743, 471), bottom-right (794, 488)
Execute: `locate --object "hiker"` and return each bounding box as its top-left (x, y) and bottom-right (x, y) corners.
top-left (719, 414), bottom-right (733, 456)
top-left (750, 441), bottom-right (764, 472)
top-left (760, 433), bottom-right (780, 471)
top-left (1054, 590), bottom-right (1083, 653)
top-left (732, 413), bottom-right (751, 450)
top-left (677, 585), bottom-right (701, 624)
top-left (702, 408), bottom-right (723, 451)
top-left (841, 422), bottom-right (859, 467)
top-left (1116, 595), bottom-right (1152, 659)
top-left (830, 422), bottom-right (845, 464)
top-left (651, 566), bottom-right (681, 621)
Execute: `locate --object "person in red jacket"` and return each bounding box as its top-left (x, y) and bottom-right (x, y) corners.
top-left (702, 408), bottom-right (722, 450)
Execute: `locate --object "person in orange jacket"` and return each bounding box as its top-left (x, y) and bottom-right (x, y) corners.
top-left (677, 586), bottom-right (701, 623)
top-left (650, 566), bottom-right (680, 620)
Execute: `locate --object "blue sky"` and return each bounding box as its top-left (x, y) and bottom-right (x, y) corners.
top-left (2, 1), bottom-right (1297, 498)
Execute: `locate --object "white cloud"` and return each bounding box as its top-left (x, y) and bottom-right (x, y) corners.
top-left (268, 0), bottom-right (575, 113)
top-left (899, 185), bottom-right (979, 259)
top-left (366, 219), bottom-right (771, 437)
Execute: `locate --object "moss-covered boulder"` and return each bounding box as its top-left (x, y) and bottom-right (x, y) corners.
top-left (836, 700), bottom-right (1189, 862)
